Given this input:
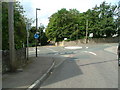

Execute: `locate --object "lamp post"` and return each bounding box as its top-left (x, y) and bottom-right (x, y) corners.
top-left (36, 8), bottom-right (40, 57)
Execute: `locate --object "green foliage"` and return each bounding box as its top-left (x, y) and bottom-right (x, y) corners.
top-left (38, 25), bottom-right (48, 45)
top-left (45, 1), bottom-right (118, 42)
top-left (29, 25), bottom-right (48, 46)
top-left (29, 26), bottom-right (36, 45)
top-left (46, 8), bottom-right (81, 42)
top-left (2, 2), bottom-right (27, 50)
top-left (116, 1), bottom-right (120, 36)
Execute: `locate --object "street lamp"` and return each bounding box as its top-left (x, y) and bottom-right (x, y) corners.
top-left (36, 8), bottom-right (40, 57)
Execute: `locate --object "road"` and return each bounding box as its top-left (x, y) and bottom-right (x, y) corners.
top-left (29, 43), bottom-right (118, 88)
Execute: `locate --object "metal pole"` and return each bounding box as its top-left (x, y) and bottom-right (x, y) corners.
top-left (39, 23), bottom-right (41, 46)
top-left (26, 23), bottom-right (29, 60)
top-left (76, 24), bottom-right (77, 40)
top-left (35, 8), bottom-right (40, 57)
top-left (36, 8), bottom-right (38, 57)
top-left (86, 19), bottom-right (88, 44)
top-left (76, 24), bottom-right (78, 40)
top-left (8, 2), bottom-right (16, 71)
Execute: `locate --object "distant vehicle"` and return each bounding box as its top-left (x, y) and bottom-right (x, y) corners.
top-left (118, 43), bottom-right (120, 66)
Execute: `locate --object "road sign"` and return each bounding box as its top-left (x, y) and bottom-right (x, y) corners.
top-left (89, 33), bottom-right (93, 37)
top-left (64, 38), bottom-right (67, 40)
top-left (34, 34), bottom-right (39, 39)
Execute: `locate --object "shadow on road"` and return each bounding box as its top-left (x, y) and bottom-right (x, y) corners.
top-left (79, 59), bottom-right (117, 66)
top-left (41, 57), bottom-right (83, 87)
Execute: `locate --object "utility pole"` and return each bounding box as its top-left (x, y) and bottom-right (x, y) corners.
top-left (86, 19), bottom-right (88, 44)
top-left (76, 24), bottom-right (78, 40)
top-left (35, 8), bottom-right (40, 57)
top-left (8, 2), bottom-right (16, 71)
top-left (26, 23), bottom-right (29, 60)
top-left (39, 23), bottom-right (42, 46)
top-left (26, 23), bottom-right (30, 60)
top-left (118, 1), bottom-right (120, 42)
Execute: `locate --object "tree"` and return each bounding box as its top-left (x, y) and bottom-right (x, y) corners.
top-left (29, 25), bottom-right (48, 46)
top-left (45, 1), bottom-right (118, 42)
top-left (46, 8), bottom-right (81, 42)
top-left (29, 26), bottom-right (36, 46)
top-left (92, 1), bottom-right (117, 37)
top-left (2, 1), bottom-right (27, 50)
top-left (116, 1), bottom-right (120, 36)
top-left (38, 25), bottom-right (48, 45)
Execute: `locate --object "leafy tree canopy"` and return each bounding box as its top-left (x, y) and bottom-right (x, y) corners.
top-left (45, 1), bottom-right (118, 42)
top-left (2, 1), bottom-right (27, 50)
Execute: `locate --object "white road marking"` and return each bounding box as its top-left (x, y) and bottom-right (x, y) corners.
top-left (64, 46), bottom-right (82, 49)
top-left (46, 48), bottom-right (58, 52)
top-left (88, 52), bottom-right (97, 55)
top-left (83, 51), bottom-right (97, 56)
top-left (29, 51), bottom-right (35, 52)
top-left (86, 47), bottom-right (88, 49)
top-left (29, 48), bottom-right (40, 52)
top-left (33, 48), bottom-right (40, 51)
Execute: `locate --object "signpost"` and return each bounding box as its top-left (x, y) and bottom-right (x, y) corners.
top-left (34, 33), bottom-right (39, 39)
top-left (35, 8), bottom-right (40, 57)
top-left (34, 33), bottom-right (39, 57)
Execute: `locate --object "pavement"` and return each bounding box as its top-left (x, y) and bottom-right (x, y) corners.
top-left (0, 52), bottom-right (2, 90)
top-left (2, 55), bottom-right (62, 89)
top-left (104, 45), bottom-right (118, 54)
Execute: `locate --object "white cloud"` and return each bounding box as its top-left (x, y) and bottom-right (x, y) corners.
top-left (18, 0), bottom-right (119, 27)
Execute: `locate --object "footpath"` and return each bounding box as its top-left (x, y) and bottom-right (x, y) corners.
top-left (2, 55), bottom-right (64, 89)
top-left (104, 45), bottom-right (118, 54)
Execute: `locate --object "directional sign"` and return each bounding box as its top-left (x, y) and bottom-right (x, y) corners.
top-left (34, 34), bottom-right (39, 39)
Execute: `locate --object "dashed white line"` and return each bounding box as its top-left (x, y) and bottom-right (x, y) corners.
top-left (83, 51), bottom-right (97, 56)
top-left (88, 51), bottom-right (97, 55)
top-left (64, 46), bottom-right (82, 49)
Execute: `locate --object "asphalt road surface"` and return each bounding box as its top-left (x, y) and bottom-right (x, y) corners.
top-left (29, 43), bottom-right (118, 88)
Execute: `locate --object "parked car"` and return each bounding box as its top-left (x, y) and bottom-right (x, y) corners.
top-left (118, 43), bottom-right (120, 66)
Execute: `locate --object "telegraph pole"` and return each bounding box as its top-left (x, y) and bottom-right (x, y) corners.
top-left (86, 19), bottom-right (88, 44)
top-left (76, 24), bottom-right (78, 40)
top-left (26, 23), bottom-right (30, 60)
top-left (8, 2), bottom-right (16, 71)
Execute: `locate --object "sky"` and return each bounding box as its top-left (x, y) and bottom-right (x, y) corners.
top-left (18, 0), bottom-right (119, 27)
